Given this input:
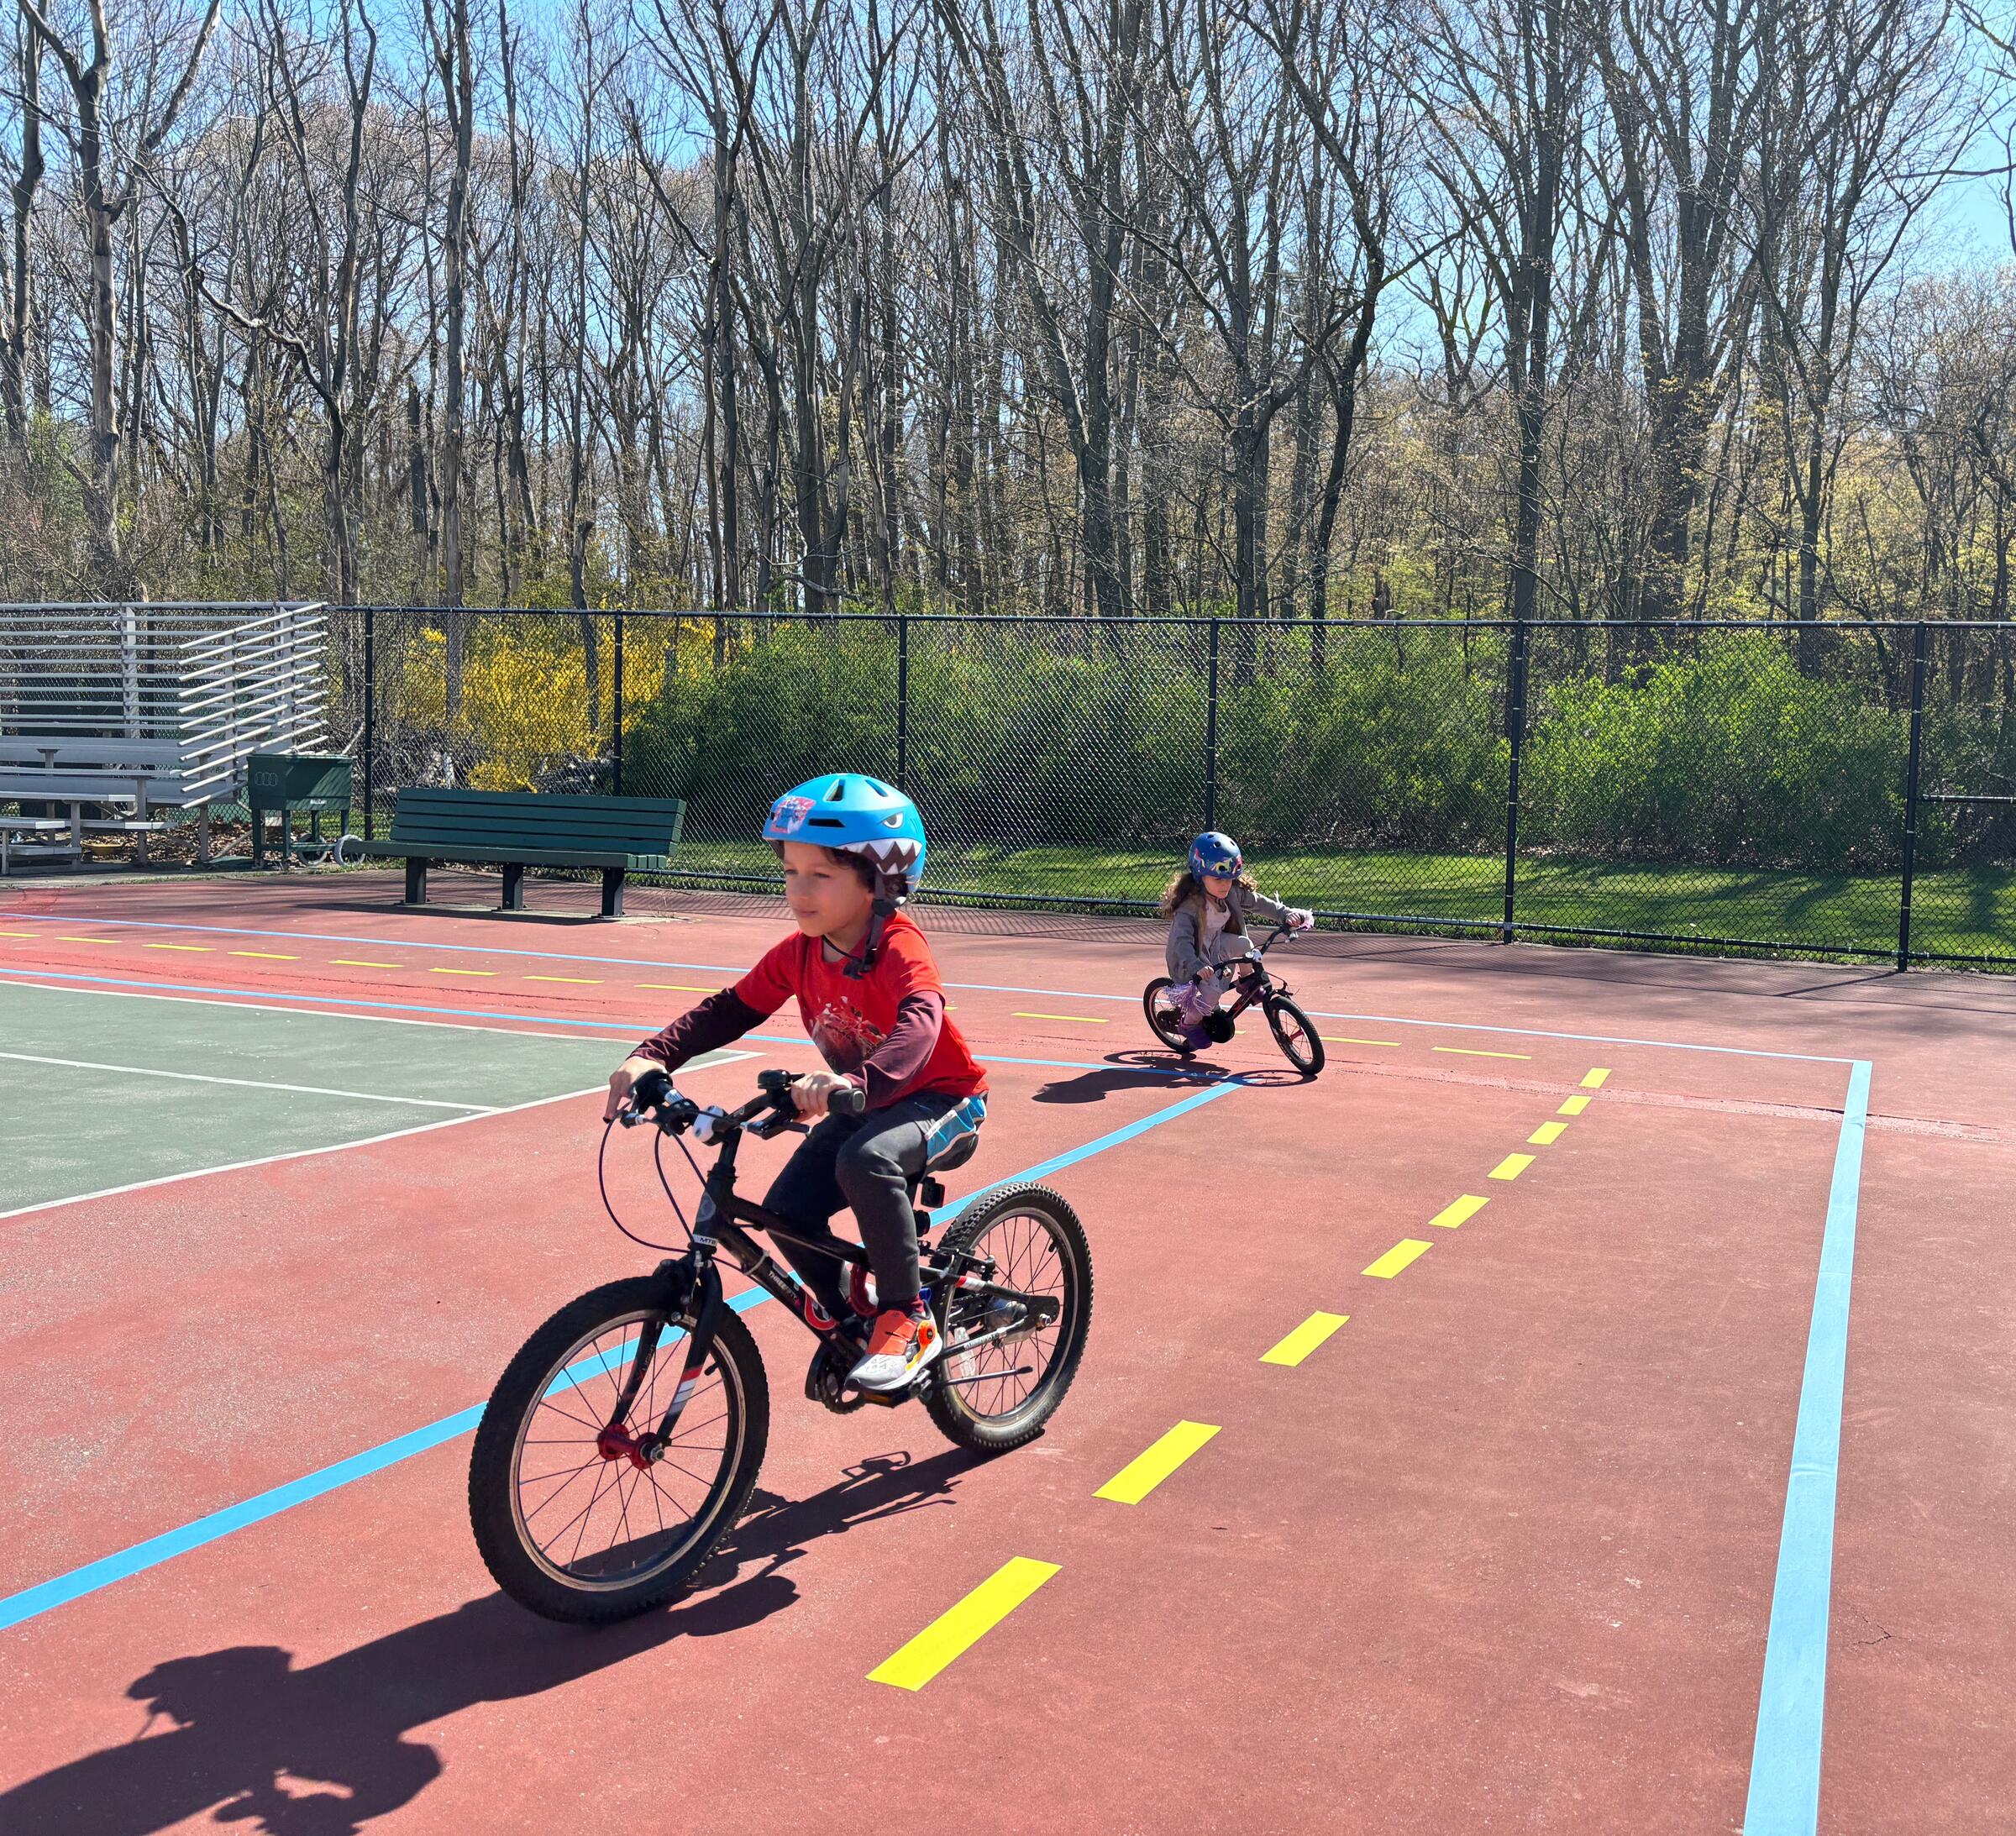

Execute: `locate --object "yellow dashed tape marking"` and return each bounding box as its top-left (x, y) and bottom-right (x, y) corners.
top-left (1260, 1312), bottom-right (1350, 1367)
top-left (143, 942), bottom-right (211, 952)
top-left (428, 968), bottom-right (496, 977)
top-left (1323, 1036), bottom-right (1401, 1047)
top-left (1488, 1153), bottom-right (1535, 1181)
top-left (56, 936), bottom-right (117, 944)
top-left (1528, 1121), bottom-right (1567, 1146)
top-left (1557, 1094), bottom-right (1591, 1115)
top-left (1429, 1194), bottom-right (1489, 1230)
top-left (333, 959), bottom-right (401, 968)
top-left (229, 951), bottom-right (299, 960)
top-left (868, 1558), bottom-right (1060, 1691)
top-left (525, 975), bottom-right (601, 984)
top-left (1363, 1239), bottom-right (1433, 1279)
top-left (638, 983), bottom-right (723, 993)
top-left (1433, 1046), bottom-right (1532, 1061)
top-left (1582, 1068), bottom-right (1612, 1088)
top-left (1013, 1011), bottom-right (1110, 1026)
top-left (1095, 1421), bottom-right (1221, 1503)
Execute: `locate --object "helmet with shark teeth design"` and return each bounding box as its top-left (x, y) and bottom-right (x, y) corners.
top-left (763, 773), bottom-right (927, 900)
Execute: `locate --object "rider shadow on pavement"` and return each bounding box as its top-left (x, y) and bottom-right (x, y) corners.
top-left (0, 1446), bottom-right (981, 1836)
top-left (1033, 1053), bottom-right (1305, 1103)
top-left (1032, 1053), bottom-right (1236, 1104)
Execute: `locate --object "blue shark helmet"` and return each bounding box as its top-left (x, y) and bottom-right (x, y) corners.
top-left (763, 774), bottom-right (927, 900)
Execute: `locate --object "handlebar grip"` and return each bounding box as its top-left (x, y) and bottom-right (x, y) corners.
top-left (629, 1068), bottom-right (669, 1111)
top-left (828, 1083), bottom-right (867, 1118)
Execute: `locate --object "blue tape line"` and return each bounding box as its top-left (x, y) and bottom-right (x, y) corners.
top-left (0, 1083), bottom-right (1236, 1629)
top-left (0, 1289), bottom-right (769, 1634)
top-left (936, 1077), bottom-right (1243, 1223)
top-left (1742, 1058), bottom-right (1872, 1834)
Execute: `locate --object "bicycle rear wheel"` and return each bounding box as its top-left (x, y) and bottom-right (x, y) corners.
top-left (1265, 994), bottom-right (1325, 1076)
top-left (469, 1277), bottom-right (769, 1623)
top-left (1142, 978), bottom-right (1192, 1053)
top-left (923, 1183), bottom-right (1092, 1454)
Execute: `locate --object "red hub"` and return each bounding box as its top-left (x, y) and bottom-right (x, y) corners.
top-left (596, 1423), bottom-right (652, 1470)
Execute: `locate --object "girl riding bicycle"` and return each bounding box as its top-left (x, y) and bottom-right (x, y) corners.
top-left (605, 774), bottom-right (985, 1395)
top-left (1161, 831), bottom-right (1314, 1050)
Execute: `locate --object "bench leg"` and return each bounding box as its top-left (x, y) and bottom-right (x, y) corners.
top-left (406, 858), bottom-right (428, 905)
top-left (601, 867), bottom-right (624, 919)
top-left (501, 861), bottom-right (525, 910)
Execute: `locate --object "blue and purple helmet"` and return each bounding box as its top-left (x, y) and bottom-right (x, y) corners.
top-left (1189, 831), bottom-right (1243, 881)
top-left (764, 773), bottom-right (927, 898)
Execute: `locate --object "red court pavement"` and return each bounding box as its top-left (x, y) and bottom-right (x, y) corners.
top-left (1, 872), bottom-right (2013, 1833)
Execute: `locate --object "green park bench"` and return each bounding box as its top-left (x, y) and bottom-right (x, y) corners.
top-left (354, 787), bottom-right (685, 917)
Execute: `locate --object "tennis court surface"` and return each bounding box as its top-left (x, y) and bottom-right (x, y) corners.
top-left (2, 871), bottom-right (2011, 1833)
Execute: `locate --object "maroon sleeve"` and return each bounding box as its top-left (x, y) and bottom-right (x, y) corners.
top-left (859, 989), bottom-right (945, 1108)
top-left (634, 988), bottom-right (764, 1073)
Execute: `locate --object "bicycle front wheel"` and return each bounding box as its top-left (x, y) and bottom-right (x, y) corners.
top-left (469, 1277), bottom-right (769, 1624)
top-left (1265, 994), bottom-right (1325, 1077)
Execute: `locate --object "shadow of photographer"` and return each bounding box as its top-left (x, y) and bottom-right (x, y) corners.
top-left (3, 1446), bottom-right (980, 1836)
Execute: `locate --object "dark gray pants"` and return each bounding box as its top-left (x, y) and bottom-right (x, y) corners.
top-left (764, 1089), bottom-right (983, 1315)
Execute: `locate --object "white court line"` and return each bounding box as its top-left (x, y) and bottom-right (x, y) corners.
top-left (0, 1051), bottom-right (492, 1111)
top-left (0, 1051), bottom-right (757, 1224)
top-left (0, 974), bottom-right (648, 1046)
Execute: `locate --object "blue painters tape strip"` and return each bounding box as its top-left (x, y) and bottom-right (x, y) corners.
top-left (0, 1288), bottom-right (770, 1634)
top-left (1742, 1058), bottom-right (1872, 1834)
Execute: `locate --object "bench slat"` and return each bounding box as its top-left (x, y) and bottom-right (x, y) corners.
top-left (353, 842), bottom-right (664, 870)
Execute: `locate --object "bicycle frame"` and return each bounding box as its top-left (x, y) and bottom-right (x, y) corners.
top-left (597, 1082), bottom-right (1054, 1465)
top-left (1217, 924), bottom-right (1297, 1020)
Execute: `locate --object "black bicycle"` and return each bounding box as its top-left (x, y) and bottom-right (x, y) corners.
top-left (1142, 923), bottom-right (1325, 1076)
top-left (468, 1070), bottom-right (1093, 1623)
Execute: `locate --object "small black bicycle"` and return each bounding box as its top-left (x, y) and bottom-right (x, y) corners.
top-left (1142, 922), bottom-right (1325, 1076)
top-left (468, 1070), bottom-right (1093, 1623)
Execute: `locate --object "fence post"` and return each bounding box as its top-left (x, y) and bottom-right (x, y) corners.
top-left (361, 606), bottom-right (375, 841)
top-left (1502, 612), bottom-right (1530, 943)
top-left (895, 611), bottom-right (910, 790)
top-left (613, 611), bottom-right (625, 793)
top-left (1204, 615), bottom-right (1221, 830)
top-left (1897, 617), bottom-right (1928, 972)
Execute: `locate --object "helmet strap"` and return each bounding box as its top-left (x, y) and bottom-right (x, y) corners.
top-left (841, 892), bottom-right (902, 979)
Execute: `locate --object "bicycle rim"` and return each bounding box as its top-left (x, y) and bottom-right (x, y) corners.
top-left (508, 1309), bottom-right (744, 1595)
top-left (1143, 979), bottom-right (1189, 1051)
top-left (940, 1205), bottom-right (1074, 1422)
top-left (1267, 996), bottom-right (1322, 1074)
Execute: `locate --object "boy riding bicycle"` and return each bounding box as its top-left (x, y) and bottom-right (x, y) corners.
top-left (605, 774), bottom-right (985, 1394)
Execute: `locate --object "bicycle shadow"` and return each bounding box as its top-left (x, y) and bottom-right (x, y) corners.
top-left (1031, 1056), bottom-right (1233, 1104)
top-left (0, 1447), bottom-right (978, 1836)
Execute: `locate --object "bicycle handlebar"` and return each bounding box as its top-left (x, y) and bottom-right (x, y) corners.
top-left (621, 1067), bottom-right (864, 1138)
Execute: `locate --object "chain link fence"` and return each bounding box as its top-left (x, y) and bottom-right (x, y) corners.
top-left (307, 606), bottom-right (2016, 967)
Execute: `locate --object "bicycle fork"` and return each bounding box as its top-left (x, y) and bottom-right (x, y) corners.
top-left (595, 1255), bottom-right (727, 1472)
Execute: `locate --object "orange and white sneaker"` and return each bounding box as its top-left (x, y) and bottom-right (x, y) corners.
top-left (849, 1308), bottom-right (942, 1393)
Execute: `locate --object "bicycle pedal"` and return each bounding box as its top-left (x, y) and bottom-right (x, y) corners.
top-left (917, 1175), bottom-right (946, 1210)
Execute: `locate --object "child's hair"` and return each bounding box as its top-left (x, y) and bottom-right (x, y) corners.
top-left (1159, 866), bottom-right (1257, 917)
top-left (772, 839), bottom-right (879, 891)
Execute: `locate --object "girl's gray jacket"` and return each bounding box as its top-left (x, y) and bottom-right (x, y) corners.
top-left (1164, 884), bottom-right (1295, 982)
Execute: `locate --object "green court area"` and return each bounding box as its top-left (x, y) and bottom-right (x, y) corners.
top-left (0, 983), bottom-right (682, 1217)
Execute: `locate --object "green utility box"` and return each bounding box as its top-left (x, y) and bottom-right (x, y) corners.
top-left (248, 752), bottom-right (354, 868)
